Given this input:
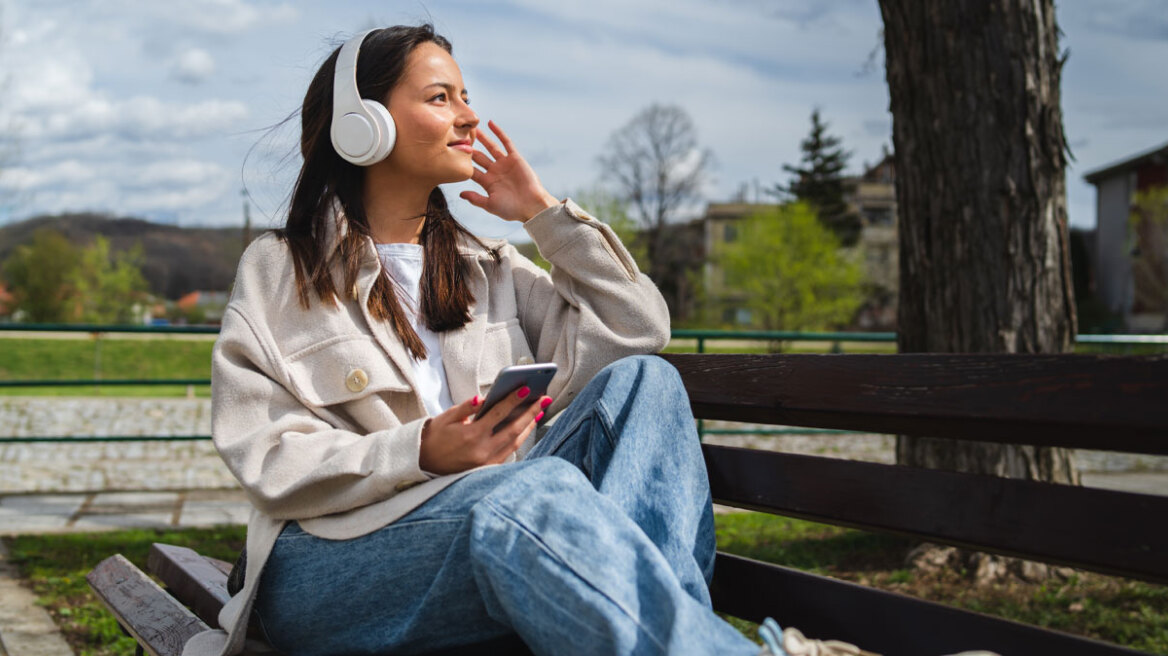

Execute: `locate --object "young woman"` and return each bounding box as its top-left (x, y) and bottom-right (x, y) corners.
top-left (184, 24), bottom-right (826, 656)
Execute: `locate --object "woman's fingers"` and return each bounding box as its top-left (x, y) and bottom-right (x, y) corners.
top-left (476, 385), bottom-right (533, 429)
top-left (476, 126), bottom-right (506, 160)
top-left (432, 395), bottom-right (480, 429)
top-left (487, 120), bottom-right (516, 155)
top-left (485, 395), bottom-right (550, 461)
top-left (471, 150), bottom-right (493, 171)
top-left (459, 190), bottom-right (488, 208)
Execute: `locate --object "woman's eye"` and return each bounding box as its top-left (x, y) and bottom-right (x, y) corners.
top-left (463, 97), bottom-right (471, 106)
top-left (431, 93), bottom-right (447, 103)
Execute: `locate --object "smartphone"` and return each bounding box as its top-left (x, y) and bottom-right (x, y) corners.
top-left (474, 362), bottom-right (558, 432)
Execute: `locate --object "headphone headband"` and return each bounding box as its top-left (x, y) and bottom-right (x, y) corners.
top-left (331, 29), bottom-right (396, 166)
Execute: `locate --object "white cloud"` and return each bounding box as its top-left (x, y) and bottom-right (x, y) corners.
top-left (0, 1), bottom-right (258, 224)
top-left (0, 158), bottom-right (233, 216)
top-left (173, 48), bottom-right (216, 84)
top-left (18, 95), bottom-right (248, 142)
top-left (2, 160), bottom-right (98, 189)
top-left (124, 0), bottom-right (299, 35)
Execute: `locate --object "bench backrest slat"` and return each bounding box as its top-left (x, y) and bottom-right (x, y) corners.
top-left (710, 552), bottom-right (1148, 656)
top-left (661, 353), bottom-right (1168, 454)
top-left (86, 554), bottom-right (209, 656)
top-left (705, 444), bottom-right (1168, 584)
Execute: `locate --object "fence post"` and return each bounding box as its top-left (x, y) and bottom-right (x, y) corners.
top-left (92, 331), bottom-right (103, 394)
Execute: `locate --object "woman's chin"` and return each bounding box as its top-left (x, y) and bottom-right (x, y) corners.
top-left (439, 167), bottom-right (475, 186)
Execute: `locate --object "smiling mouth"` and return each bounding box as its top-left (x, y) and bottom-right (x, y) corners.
top-left (449, 142), bottom-right (474, 153)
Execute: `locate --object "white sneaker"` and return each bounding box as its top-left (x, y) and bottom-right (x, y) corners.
top-left (757, 618), bottom-right (878, 656)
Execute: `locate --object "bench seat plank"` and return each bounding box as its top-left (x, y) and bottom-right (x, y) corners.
top-left (662, 353), bottom-right (1168, 454)
top-left (710, 552), bottom-right (1149, 656)
top-left (86, 554), bottom-right (210, 656)
top-left (704, 444), bottom-right (1168, 584)
top-left (148, 544), bottom-right (234, 629)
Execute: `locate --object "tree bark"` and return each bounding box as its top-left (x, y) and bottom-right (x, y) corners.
top-left (879, 0), bottom-right (1079, 484)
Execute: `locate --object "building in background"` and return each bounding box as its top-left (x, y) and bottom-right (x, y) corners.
top-left (699, 153), bottom-right (901, 331)
top-left (0, 284), bottom-right (14, 320)
top-left (846, 152), bottom-right (898, 330)
top-left (174, 290), bottom-right (230, 325)
top-left (701, 202), bottom-right (782, 325)
top-left (1084, 141), bottom-right (1168, 332)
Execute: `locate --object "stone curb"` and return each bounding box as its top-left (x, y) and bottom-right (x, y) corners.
top-left (0, 540), bottom-right (73, 656)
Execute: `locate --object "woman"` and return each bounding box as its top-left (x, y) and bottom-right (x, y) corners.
top-left (185, 24), bottom-right (812, 656)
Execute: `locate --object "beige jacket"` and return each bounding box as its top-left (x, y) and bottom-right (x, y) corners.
top-left (182, 199), bottom-right (670, 656)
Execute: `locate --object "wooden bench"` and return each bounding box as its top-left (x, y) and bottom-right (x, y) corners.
top-left (88, 352), bottom-right (1168, 656)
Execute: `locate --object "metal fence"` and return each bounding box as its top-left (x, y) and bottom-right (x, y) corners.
top-left (2, 323), bottom-right (1166, 443)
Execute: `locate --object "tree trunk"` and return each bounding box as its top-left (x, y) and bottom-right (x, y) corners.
top-left (880, 0), bottom-right (1079, 484)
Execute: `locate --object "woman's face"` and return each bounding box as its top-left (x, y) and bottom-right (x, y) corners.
top-left (380, 42), bottom-right (478, 185)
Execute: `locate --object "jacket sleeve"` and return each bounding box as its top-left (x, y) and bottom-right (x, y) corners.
top-left (211, 304), bottom-right (429, 520)
top-left (513, 199), bottom-right (671, 411)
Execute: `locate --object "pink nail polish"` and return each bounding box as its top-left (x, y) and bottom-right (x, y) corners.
top-left (517, 386), bottom-right (531, 399)
top-left (535, 411), bottom-right (545, 422)
top-left (471, 395), bottom-right (480, 407)
top-left (540, 397), bottom-right (553, 409)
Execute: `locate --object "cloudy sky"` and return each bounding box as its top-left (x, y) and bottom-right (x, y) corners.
top-left (0, 0), bottom-right (1165, 242)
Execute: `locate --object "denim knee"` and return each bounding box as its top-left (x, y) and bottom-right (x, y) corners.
top-left (484, 458), bottom-right (591, 505)
top-left (603, 355), bottom-right (685, 393)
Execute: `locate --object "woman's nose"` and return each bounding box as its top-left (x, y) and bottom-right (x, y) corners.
top-left (458, 100), bottom-right (479, 130)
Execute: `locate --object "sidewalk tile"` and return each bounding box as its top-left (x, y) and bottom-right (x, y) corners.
top-left (90, 492), bottom-right (178, 507)
top-left (0, 495), bottom-right (85, 517)
top-left (179, 501), bottom-right (251, 527)
top-left (70, 513), bottom-right (174, 531)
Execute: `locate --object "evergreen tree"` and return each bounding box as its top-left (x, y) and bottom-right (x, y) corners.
top-left (779, 109), bottom-right (862, 246)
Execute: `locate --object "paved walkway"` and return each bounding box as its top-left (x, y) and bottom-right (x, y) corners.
top-left (0, 541), bottom-right (73, 656)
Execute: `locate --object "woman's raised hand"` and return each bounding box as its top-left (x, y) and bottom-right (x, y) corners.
top-left (459, 120), bottom-right (559, 223)
top-left (418, 387), bottom-right (553, 475)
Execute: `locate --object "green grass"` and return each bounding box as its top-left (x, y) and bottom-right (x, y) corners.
top-left (5, 514), bottom-right (1166, 655)
top-left (0, 338), bottom-right (213, 397)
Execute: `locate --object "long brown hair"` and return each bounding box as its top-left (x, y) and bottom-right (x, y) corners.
top-left (280, 25), bottom-right (495, 359)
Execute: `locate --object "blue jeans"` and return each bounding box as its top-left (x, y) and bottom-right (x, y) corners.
top-left (253, 355), bottom-right (759, 655)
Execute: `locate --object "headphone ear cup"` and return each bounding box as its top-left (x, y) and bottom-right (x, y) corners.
top-left (363, 99), bottom-right (395, 163)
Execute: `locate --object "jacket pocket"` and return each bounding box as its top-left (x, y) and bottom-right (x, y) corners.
top-left (477, 317), bottom-right (536, 390)
top-left (284, 335), bottom-right (410, 407)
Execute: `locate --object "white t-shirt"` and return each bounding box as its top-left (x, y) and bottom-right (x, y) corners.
top-left (375, 242), bottom-right (454, 417)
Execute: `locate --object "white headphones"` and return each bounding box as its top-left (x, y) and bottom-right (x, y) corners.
top-left (331, 29), bottom-right (396, 166)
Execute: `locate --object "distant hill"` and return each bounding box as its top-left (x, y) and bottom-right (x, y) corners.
top-left (0, 213), bottom-right (265, 300)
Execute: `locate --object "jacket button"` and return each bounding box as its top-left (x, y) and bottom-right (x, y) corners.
top-left (345, 368), bottom-right (369, 393)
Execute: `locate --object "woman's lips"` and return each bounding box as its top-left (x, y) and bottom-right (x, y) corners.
top-left (449, 141), bottom-right (473, 153)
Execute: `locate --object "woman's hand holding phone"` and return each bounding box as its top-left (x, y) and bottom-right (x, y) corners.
top-left (418, 387), bottom-right (552, 476)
